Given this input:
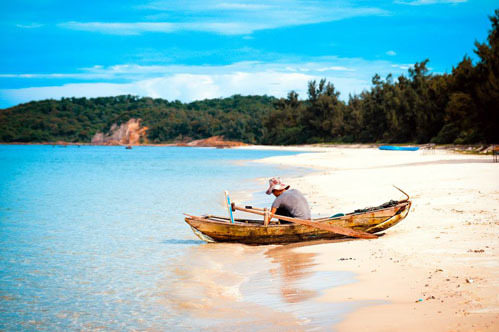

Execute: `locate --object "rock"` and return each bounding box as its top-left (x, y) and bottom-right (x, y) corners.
top-left (185, 135), bottom-right (247, 148)
top-left (91, 118), bottom-right (148, 145)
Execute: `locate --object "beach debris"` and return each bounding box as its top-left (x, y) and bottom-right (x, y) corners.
top-left (466, 278), bottom-right (474, 284)
top-left (415, 298), bottom-right (424, 303)
top-left (435, 268), bottom-right (444, 272)
top-left (338, 257), bottom-right (355, 261)
top-left (467, 249), bottom-right (485, 253)
top-left (426, 295), bottom-right (436, 300)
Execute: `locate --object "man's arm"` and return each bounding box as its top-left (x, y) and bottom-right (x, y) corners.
top-left (270, 196), bottom-right (281, 220)
top-left (269, 207), bottom-right (277, 221)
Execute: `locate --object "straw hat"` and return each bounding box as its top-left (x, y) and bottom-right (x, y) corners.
top-left (265, 177), bottom-right (290, 195)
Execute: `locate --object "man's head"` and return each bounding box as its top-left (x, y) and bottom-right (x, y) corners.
top-left (265, 177), bottom-right (290, 195)
top-left (271, 188), bottom-right (286, 197)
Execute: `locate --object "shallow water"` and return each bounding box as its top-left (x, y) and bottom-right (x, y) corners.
top-left (0, 145), bottom-right (357, 331)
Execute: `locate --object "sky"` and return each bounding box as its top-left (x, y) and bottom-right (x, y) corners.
top-left (0, 0), bottom-right (497, 108)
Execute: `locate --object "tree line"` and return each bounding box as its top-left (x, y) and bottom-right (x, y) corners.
top-left (0, 95), bottom-right (275, 144)
top-left (264, 10), bottom-right (498, 145)
top-left (1, 10), bottom-right (498, 145)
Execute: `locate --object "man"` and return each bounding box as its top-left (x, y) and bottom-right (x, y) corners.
top-left (266, 177), bottom-right (311, 220)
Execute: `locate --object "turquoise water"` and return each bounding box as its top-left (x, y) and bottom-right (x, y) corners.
top-left (0, 145), bottom-right (357, 331)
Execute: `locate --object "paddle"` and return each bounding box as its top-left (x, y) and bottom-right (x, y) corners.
top-left (224, 191), bottom-right (235, 224)
top-left (232, 204), bottom-right (377, 239)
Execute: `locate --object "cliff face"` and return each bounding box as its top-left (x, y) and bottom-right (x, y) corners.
top-left (186, 135), bottom-right (247, 148)
top-left (91, 118), bottom-right (148, 145)
top-left (90, 120), bottom-right (246, 147)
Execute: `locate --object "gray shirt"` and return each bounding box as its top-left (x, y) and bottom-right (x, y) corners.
top-left (272, 189), bottom-right (311, 220)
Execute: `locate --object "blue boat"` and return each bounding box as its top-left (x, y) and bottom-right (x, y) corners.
top-left (379, 145), bottom-right (419, 151)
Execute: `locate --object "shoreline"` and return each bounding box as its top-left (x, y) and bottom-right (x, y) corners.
top-left (1, 141), bottom-right (497, 155)
top-left (254, 146), bottom-right (498, 331)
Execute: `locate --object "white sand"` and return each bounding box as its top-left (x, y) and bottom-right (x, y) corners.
top-left (252, 146), bottom-right (499, 331)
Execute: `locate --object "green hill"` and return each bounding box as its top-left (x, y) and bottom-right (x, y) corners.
top-left (0, 95), bottom-right (276, 144)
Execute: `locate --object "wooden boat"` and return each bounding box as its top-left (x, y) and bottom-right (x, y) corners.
top-left (185, 196), bottom-right (412, 245)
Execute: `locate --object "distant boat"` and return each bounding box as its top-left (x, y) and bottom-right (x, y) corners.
top-left (379, 145), bottom-right (419, 151)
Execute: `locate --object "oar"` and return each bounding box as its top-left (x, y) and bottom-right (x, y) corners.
top-left (232, 204), bottom-right (377, 239)
top-left (224, 191), bottom-right (235, 224)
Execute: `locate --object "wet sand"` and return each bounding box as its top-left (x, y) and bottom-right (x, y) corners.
top-left (161, 241), bottom-right (359, 331)
top-left (251, 146), bottom-right (499, 331)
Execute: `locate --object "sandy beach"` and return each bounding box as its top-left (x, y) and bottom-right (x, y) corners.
top-left (251, 146), bottom-right (499, 331)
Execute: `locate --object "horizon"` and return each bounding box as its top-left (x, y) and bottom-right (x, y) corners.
top-left (1, 0), bottom-right (497, 109)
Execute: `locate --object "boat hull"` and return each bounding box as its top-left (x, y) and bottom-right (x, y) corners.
top-left (185, 201), bottom-right (411, 245)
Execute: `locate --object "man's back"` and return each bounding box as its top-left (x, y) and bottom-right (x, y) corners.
top-left (271, 189), bottom-right (311, 220)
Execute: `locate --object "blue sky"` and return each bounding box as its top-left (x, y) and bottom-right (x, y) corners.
top-left (0, 0), bottom-right (496, 108)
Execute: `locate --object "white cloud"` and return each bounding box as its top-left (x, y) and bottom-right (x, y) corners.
top-left (59, 22), bottom-right (177, 36)
top-left (0, 71), bottom-right (375, 109)
top-left (0, 58), bottom-right (413, 107)
top-left (0, 60), bottom-right (381, 81)
top-left (16, 23), bottom-right (43, 29)
top-left (0, 72), bottom-right (314, 107)
top-left (215, 3), bottom-right (271, 10)
top-left (0, 73), bottom-right (107, 79)
top-left (59, 21), bottom-right (274, 36)
top-left (60, 1), bottom-right (389, 35)
top-left (386, 50), bottom-right (397, 56)
top-left (391, 63), bottom-right (413, 70)
top-left (395, 0), bottom-right (467, 5)
top-left (316, 66), bottom-right (355, 72)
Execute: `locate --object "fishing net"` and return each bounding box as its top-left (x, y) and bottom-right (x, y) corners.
top-left (353, 200), bottom-right (400, 214)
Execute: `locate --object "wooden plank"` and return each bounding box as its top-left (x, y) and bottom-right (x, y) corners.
top-left (232, 205), bottom-right (378, 239)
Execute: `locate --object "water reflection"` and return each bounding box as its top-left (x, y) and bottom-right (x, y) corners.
top-left (265, 245), bottom-right (318, 303)
top-left (161, 240), bottom-right (357, 331)
top-left (159, 243), bottom-right (304, 330)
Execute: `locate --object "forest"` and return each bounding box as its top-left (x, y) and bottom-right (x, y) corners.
top-left (1, 10), bottom-right (498, 145)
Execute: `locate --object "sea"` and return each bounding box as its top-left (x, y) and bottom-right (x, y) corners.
top-left (0, 145), bottom-right (359, 331)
